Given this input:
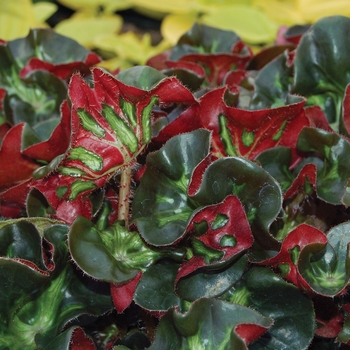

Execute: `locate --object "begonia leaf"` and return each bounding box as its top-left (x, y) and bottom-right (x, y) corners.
top-left (0, 219), bottom-right (112, 350)
top-left (0, 123), bottom-right (39, 190)
top-left (298, 221), bottom-right (350, 297)
top-left (31, 67), bottom-right (195, 223)
top-left (176, 255), bottom-right (247, 302)
top-left (337, 313), bottom-right (350, 345)
top-left (132, 128), bottom-right (211, 246)
top-left (0, 28), bottom-right (100, 141)
top-left (134, 129), bottom-right (282, 249)
top-left (11, 28), bottom-right (101, 80)
top-left (250, 49), bottom-right (294, 109)
top-left (134, 260), bottom-right (182, 313)
top-left (297, 127), bottom-right (350, 205)
top-left (44, 326), bottom-right (96, 350)
top-left (171, 22), bottom-right (246, 59)
top-left (254, 224), bottom-right (327, 290)
top-left (22, 100), bottom-right (71, 162)
top-left (169, 23), bottom-right (252, 86)
top-left (341, 83), bottom-right (350, 137)
top-left (190, 157), bottom-right (282, 250)
top-left (175, 195), bottom-right (253, 283)
top-left (68, 216), bottom-right (183, 284)
top-left (148, 298), bottom-right (272, 350)
top-left (293, 16), bottom-right (350, 131)
top-left (155, 86), bottom-right (309, 160)
top-left (256, 146), bottom-right (294, 192)
top-left (314, 297), bottom-right (344, 339)
top-left (161, 60), bottom-right (206, 92)
top-left (116, 66), bottom-right (167, 90)
top-left (223, 267), bottom-right (315, 350)
top-left (110, 271), bottom-right (143, 313)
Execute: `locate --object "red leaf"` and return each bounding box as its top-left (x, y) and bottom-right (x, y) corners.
top-left (256, 224), bottom-right (327, 291)
top-left (23, 100), bottom-right (71, 161)
top-left (110, 271), bottom-right (142, 313)
top-left (305, 105), bottom-right (333, 132)
top-left (146, 49), bottom-right (171, 70)
top-left (70, 327), bottom-right (96, 350)
top-left (165, 60), bottom-right (206, 77)
top-left (224, 69), bottom-right (251, 88)
top-left (284, 164), bottom-right (317, 200)
top-left (0, 179), bottom-right (33, 218)
top-left (316, 311), bottom-right (343, 338)
top-left (0, 124), bottom-right (39, 190)
top-left (178, 40), bottom-right (252, 86)
top-left (176, 195), bottom-right (253, 283)
top-left (20, 52), bottom-right (101, 81)
top-left (235, 323), bottom-right (270, 345)
top-left (155, 87), bottom-right (309, 159)
top-left (187, 154), bottom-right (212, 197)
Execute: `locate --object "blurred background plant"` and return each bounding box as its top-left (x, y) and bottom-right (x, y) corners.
top-left (2, 0), bottom-right (350, 71)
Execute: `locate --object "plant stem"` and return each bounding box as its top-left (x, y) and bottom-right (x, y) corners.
top-left (118, 166), bottom-right (132, 226)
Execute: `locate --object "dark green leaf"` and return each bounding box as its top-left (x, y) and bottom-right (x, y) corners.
top-left (0, 219), bottom-right (112, 350)
top-left (293, 16), bottom-right (350, 130)
top-left (191, 157), bottom-right (282, 250)
top-left (69, 216), bottom-right (168, 284)
top-left (176, 255), bottom-right (247, 302)
top-left (222, 267), bottom-right (315, 350)
top-left (298, 221), bottom-right (350, 296)
top-left (171, 23), bottom-right (243, 59)
top-left (117, 66), bottom-right (167, 90)
top-left (148, 298), bottom-right (272, 350)
top-left (134, 261), bottom-right (182, 312)
top-left (256, 146), bottom-right (294, 192)
top-left (297, 127), bottom-right (350, 205)
top-left (250, 50), bottom-right (295, 109)
top-left (132, 129), bottom-right (211, 246)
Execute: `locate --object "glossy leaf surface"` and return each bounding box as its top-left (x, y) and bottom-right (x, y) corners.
top-left (148, 298), bottom-right (272, 350)
top-left (69, 216), bottom-right (174, 284)
top-left (293, 16), bottom-right (350, 130)
top-left (0, 219), bottom-right (112, 350)
top-left (223, 267), bottom-right (315, 350)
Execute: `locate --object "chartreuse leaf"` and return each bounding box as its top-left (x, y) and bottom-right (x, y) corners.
top-left (201, 4), bottom-right (278, 44)
top-left (148, 298), bottom-right (272, 350)
top-left (298, 221), bottom-right (350, 296)
top-left (68, 216), bottom-right (184, 284)
top-left (222, 267), bottom-right (315, 350)
top-left (132, 129), bottom-right (211, 246)
top-left (297, 127), bottom-right (350, 205)
top-left (293, 16), bottom-right (350, 131)
top-left (0, 219), bottom-right (112, 350)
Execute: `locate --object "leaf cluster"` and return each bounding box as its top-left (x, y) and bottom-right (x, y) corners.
top-left (1, 15), bottom-right (350, 349)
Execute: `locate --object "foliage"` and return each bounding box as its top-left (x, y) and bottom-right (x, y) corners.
top-left (1, 13), bottom-right (350, 350)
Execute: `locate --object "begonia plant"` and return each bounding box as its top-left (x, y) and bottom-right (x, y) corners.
top-left (1, 13), bottom-right (350, 350)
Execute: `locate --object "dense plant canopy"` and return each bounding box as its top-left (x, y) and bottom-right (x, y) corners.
top-left (1, 12), bottom-right (350, 350)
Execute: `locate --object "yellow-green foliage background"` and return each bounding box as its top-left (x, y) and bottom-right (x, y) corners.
top-left (2, 0), bottom-right (349, 70)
